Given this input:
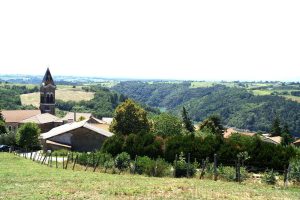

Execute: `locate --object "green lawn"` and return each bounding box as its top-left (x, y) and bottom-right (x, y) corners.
top-left (0, 153), bottom-right (299, 200)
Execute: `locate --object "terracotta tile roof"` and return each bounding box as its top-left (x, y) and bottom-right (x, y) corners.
top-left (2, 110), bottom-right (41, 123)
top-left (293, 138), bottom-right (300, 144)
top-left (61, 112), bottom-right (92, 122)
top-left (40, 120), bottom-right (113, 139)
top-left (20, 113), bottom-right (62, 124)
top-left (224, 128), bottom-right (256, 138)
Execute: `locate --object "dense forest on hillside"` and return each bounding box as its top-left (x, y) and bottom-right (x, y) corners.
top-left (0, 84), bottom-right (38, 110)
top-left (56, 85), bottom-right (160, 118)
top-left (112, 81), bottom-right (300, 135)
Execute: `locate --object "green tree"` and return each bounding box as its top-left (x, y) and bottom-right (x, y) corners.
top-left (0, 121), bottom-right (7, 135)
top-left (0, 110), bottom-right (4, 121)
top-left (270, 116), bottom-right (281, 136)
top-left (281, 124), bottom-right (293, 145)
top-left (109, 99), bottom-right (151, 135)
top-left (152, 113), bottom-right (182, 138)
top-left (181, 107), bottom-right (194, 133)
top-left (199, 115), bottom-right (225, 136)
top-left (16, 123), bottom-right (41, 150)
top-left (114, 152), bottom-right (131, 173)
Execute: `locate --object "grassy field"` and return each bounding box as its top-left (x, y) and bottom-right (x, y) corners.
top-left (0, 153), bottom-right (299, 200)
top-left (20, 85), bottom-right (94, 107)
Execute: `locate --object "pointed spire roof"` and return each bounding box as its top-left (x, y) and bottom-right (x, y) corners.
top-left (42, 68), bottom-right (55, 86)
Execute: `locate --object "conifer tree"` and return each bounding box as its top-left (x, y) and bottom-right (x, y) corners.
top-left (181, 107), bottom-right (194, 133)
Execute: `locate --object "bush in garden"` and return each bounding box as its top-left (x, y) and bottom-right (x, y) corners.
top-left (123, 133), bottom-right (164, 159)
top-left (114, 152), bottom-right (131, 173)
top-left (262, 169), bottom-right (278, 185)
top-left (289, 158), bottom-right (300, 183)
top-left (0, 132), bottom-right (16, 146)
top-left (134, 156), bottom-right (171, 177)
top-left (104, 159), bottom-right (114, 173)
top-left (165, 134), bottom-right (220, 163)
top-left (53, 149), bottom-right (71, 156)
top-left (218, 165), bottom-right (248, 182)
top-left (101, 135), bottom-right (125, 156)
top-left (174, 152), bottom-right (198, 178)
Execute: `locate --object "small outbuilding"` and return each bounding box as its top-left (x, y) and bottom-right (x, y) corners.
top-left (40, 120), bottom-right (113, 152)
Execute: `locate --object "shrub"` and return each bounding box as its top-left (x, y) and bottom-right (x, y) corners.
top-left (289, 158), bottom-right (300, 183)
top-left (16, 123), bottom-right (41, 150)
top-left (0, 132), bottom-right (16, 146)
top-left (262, 169), bottom-right (278, 185)
top-left (165, 134), bottom-right (221, 163)
top-left (174, 152), bottom-right (198, 178)
top-left (134, 156), bottom-right (171, 177)
top-left (101, 135), bottom-right (125, 156)
top-left (52, 149), bottom-right (70, 156)
top-left (114, 152), bottom-right (131, 173)
top-left (218, 165), bottom-right (248, 182)
top-left (107, 133), bottom-right (164, 159)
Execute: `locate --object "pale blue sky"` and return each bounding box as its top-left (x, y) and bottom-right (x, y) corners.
top-left (0, 0), bottom-right (300, 81)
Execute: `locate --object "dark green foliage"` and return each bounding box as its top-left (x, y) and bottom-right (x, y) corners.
top-left (270, 116), bottom-right (281, 136)
top-left (113, 82), bottom-right (300, 135)
top-left (0, 121), bottom-right (7, 135)
top-left (281, 124), bottom-right (293, 145)
top-left (291, 91), bottom-right (300, 97)
top-left (0, 132), bottom-right (16, 146)
top-left (289, 158), bottom-right (300, 183)
top-left (0, 110), bottom-right (4, 121)
top-left (114, 152), bottom-right (131, 172)
top-left (174, 152), bottom-right (197, 178)
top-left (152, 113), bottom-right (182, 138)
top-left (101, 135), bottom-right (125, 157)
top-left (199, 115), bottom-right (225, 136)
top-left (165, 134), bottom-right (221, 163)
top-left (110, 99), bottom-right (151, 135)
top-left (218, 133), bottom-right (296, 170)
top-left (123, 133), bottom-right (164, 159)
top-left (102, 133), bottom-right (163, 159)
top-left (16, 123), bottom-right (41, 150)
top-left (181, 107), bottom-right (194, 133)
top-left (135, 156), bottom-right (171, 177)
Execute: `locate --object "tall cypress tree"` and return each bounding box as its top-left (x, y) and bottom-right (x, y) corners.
top-left (281, 123), bottom-right (293, 145)
top-left (181, 107), bottom-right (194, 133)
top-left (270, 116), bottom-right (281, 137)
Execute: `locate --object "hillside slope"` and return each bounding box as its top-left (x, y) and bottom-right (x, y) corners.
top-left (1, 153), bottom-right (299, 200)
top-left (113, 81), bottom-right (300, 135)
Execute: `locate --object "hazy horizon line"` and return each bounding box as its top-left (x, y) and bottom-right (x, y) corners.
top-left (0, 72), bottom-right (299, 83)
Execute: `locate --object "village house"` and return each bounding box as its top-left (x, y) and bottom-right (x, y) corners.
top-left (40, 119), bottom-right (113, 152)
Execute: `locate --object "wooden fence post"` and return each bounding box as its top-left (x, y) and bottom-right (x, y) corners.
top-left (237, 157), bottom-right (241, 183)
top-left (154, 159), bottom-right (158, 177)
top-left (187, 153), bottom-right (190, 178)
top-left (56, 154), bottom-right (58, 169)
top-left (72, 155), bottom-right (78, 171)
top-left (200, 159), bottom-right (206, 179)
top-left (42, 153), bottom-right (47, 165)
top-left (174, 154), bottom-right (178, 178)
top-left (213, 153), bottom-right (218, 181)
top-left (62, 155), bottom-right (65, 169)
top-left (30, 152), bottom-right (33, 160)
top-left (284, 163), bottom-right (291, 188)
top-left (65, 154), bottom-right (70, 169)
top-left (93, 155), bottom-right (100, 172)
top-left (133, 155), bottom-right (137, 174)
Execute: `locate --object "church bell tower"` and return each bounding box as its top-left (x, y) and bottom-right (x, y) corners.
top-left (40, 68), bottom-right (56, 115)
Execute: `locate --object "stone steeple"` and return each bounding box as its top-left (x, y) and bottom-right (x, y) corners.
top-left (40, 68), bottom-right (56, 115)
